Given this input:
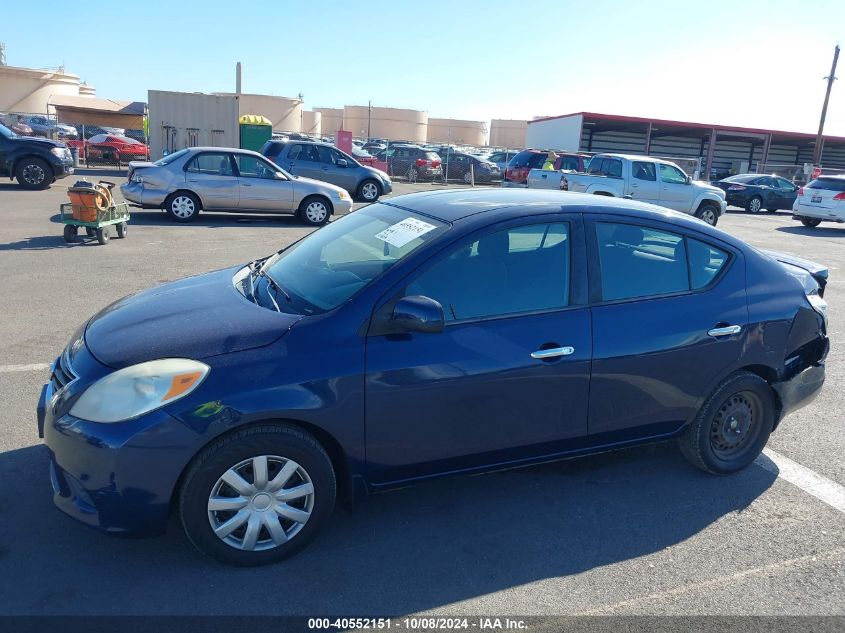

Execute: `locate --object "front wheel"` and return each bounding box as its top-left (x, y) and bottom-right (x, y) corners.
top-left (695, 203), bottom-right (719, 226)
top-left (357, 179), bottom-right (381, 203)
top-left (116, 222), bottom-right (128, 238)
top-left (63, 225), bottom-right (78, 243)
top-left (15, 157), bottom-right (52, 190)
top-left (801, 218), bottom-right (822, 228)
top-left (179, 425), bottom-right (336, 566)
top-left (679, 371), bottom-right (774, 474)
top-left (298, 196), bottom-right (331, 226)
top-left (96, 227), bottom-right (110, 245)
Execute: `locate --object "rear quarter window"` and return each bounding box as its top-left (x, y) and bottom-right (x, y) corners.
top-left (807, 178), bottom-right (845, 192)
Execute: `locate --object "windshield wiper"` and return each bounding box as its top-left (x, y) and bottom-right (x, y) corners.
top-left (251, 260), bottom-right (292, 307)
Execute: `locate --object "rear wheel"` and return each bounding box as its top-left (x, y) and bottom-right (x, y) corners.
top-left (746, 196), bottom-right (763, 213)
top-left (96, 227), bottom-right (110, 245)
top-left (166, 191), bottom-right (201, 222)
top-left (695, 203), bottom-right (719, 226)
top-left (801, 217), bottom-right (822, 228)
top-left (179, 425), bottom-right (336, 566)
top-left (116, 222), bottom-right (128, 238)
top-left (679, 371), bottom-right (774, 474)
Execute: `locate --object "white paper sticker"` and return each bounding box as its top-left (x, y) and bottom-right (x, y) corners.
top-left (374, 217), bottom-right (437, 248)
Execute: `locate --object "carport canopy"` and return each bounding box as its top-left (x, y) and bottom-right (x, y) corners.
top-left (50, 95), bottom-right (145, 130)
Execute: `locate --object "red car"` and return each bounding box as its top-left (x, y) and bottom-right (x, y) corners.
top-left (85, 134), bottom-right (150, 163)
top-left (502, 149), bottom-right (591, 187)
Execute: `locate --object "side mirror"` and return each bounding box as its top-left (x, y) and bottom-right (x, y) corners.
top-left (391, 295), bottom-right (444, 333)
top-left (685, 175), bottom-right (692, 184)
top-left (336, 158), bottom-right (348, 168)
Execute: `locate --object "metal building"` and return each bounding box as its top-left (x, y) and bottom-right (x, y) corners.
top-left (526, 112), bottom-right (845, 180)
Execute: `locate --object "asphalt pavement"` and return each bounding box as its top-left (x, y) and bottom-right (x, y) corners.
top-left (0, 173), bottom-right (842, 616)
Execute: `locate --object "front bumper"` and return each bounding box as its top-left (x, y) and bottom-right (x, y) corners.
top-left (381, 180), bottom-right (393, 195)
top-left (38, 352), bottom-right (200, 535)
top-left (52, 159), bottom-right (75, 179)
top-left (334, 197), bottom-right (354, 215)
top-left (501, 180), bottom-right (527, 188)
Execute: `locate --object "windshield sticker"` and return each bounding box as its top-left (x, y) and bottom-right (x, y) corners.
top-left (374, 217), bottom-right (437, 248)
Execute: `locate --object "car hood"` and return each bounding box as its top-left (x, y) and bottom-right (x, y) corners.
top-left (292, 175), bottom-right (346, 195)
top-left (694, 181), bottom-right (726, 197)
top-left (84, 267), bottom-right (302, 369)
top-left (14, 135), bottom-right (65, 149)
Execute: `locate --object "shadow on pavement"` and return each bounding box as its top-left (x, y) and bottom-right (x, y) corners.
top-left (0, 441), bottom-right (776, 615)
top-left (776, 225), bottom-right (845, 237)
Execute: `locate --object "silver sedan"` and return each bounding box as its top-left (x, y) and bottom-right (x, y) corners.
top-left (120, 147), bottom-right (353, 225)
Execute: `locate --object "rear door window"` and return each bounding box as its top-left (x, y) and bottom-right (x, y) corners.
top-left (687, 239), bottom-right (729, 289)
top-left (632, 162), bottom-right (657, 181)
top-left (186, 152), bottom-right (234, 176)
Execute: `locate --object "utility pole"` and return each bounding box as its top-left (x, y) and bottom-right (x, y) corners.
top-left (367, 100), bottom-right (372, 139)
top-left (813, 44), bottom-right (839, 166)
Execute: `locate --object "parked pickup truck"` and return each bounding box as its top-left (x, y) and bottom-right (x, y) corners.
top-left (527, 153), bottom-right (727, 225)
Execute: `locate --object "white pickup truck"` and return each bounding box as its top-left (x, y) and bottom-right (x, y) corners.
top-left (526, 153), bottom-right (727, 225)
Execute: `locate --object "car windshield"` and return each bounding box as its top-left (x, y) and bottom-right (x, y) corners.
top-left (153, 149), bottom-right (189, 166)
top-left (264, 204), bottom-right (448, 315)
top-left (0, 123), bottom-right (15, 139)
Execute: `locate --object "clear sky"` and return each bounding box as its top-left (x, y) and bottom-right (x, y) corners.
top-left (5, 0), bottom-right (844, 134)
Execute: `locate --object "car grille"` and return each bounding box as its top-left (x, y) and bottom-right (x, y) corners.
top-left (51, 347), bottom-right (77, 393)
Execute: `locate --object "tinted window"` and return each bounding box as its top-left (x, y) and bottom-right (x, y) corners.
top-left (186, 153), bottom-right (234, 176)
top-left (315, 145), bottom-right (336, 164)
top-left (631, 162), bottom-right (655, 181)
top-left (509, 151), bottom-right (545, 168)
top-left (776, 177), bottom-right (795, 189)
top-left (688, 239), bottom-right (729, 289)
top-left (596, 223), bottom-right (688, 301)
top-left (234, 154), bottom-right (277, 179)
top-left (261, 141), bottom-right (285, 158)
top-left (724, 174), bottom-right (759, 184)
top-left (605, 159), bottom-right (623, 177)
top-left (559, 156), bottom-right (581, 171)
top-left (588, 158), bottom-right (605, 174)
top-left (424, 151), bottom-right (441, 161)
top-left (658, 163), bottom-right (687, 185)
top-left (407, 222), bottom-right (570, 321)
top-left (807, 178), bottom-right (845, 192)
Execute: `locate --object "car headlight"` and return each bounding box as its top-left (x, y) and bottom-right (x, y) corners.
top-left (131, 174), bottom-right (143, 183)
top-left (336, 190), bottom-right (350, 200)
top-left (51, 147), bottom-right (68, 159)
top-left (69, 359), bottom-right (210, 423)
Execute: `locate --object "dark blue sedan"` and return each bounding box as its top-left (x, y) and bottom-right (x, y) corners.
top-left (38, 190), bottom-right (829, 566)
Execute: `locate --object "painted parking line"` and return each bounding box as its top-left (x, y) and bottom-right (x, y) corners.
top-left (0, 363), bottom-right (49, 374)
top-left (758, 448), bottom-right (845, 514)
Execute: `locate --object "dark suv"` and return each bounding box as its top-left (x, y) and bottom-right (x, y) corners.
top-left (0, 122), bottom-right (74, 189)
top-left (376, 145), bottom-right (442, 182)
top-left (261, 140), bottom-right (392, 203)
top-left (503, 149), bottom-right (590, 187)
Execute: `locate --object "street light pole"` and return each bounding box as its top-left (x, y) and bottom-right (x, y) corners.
top-left (367, 100), bottom-right (372, 139)
top-left (813, 44), bottom-right (839, 166)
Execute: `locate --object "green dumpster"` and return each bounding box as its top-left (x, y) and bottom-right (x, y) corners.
top-left (239, 114), bottom-right (272, 152)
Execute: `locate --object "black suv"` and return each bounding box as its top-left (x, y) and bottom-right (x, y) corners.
top-left (0, 122), bottom-right (74, 189)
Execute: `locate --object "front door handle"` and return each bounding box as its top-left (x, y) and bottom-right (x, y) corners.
top-left (708, 325), bottom-right (741, 338)
top-left (531, 346), bottom-right (574, 360)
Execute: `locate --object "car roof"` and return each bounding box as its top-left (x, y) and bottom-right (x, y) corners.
top-left (381, 188), bottom-right (736, 240)
top-left (595, 153), bottom-right (679, 165)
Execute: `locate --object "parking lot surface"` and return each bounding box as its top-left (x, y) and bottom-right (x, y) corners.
top-left (0, 175), bottom-right (843, 616)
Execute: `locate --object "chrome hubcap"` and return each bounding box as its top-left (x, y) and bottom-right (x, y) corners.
top-left (305, 201), bottom-right (328, 223)
top-left (208, 455), bottom-right (314, 552)
top-left (361, 182), bottom-right (378, 200)
top-left (23, 164), bottom-right (45, 184)
top-left (172, 196), bottom-right (195, 218)
top-left (750, 198), bottom-right (761, 213)
top-left (701, 209), bottom-right (716, 224)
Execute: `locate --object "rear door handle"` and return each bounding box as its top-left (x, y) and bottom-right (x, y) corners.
top-left (708, 325), bottom-right (741, 338)
top-left (531, 346), bottom-right (574, 360)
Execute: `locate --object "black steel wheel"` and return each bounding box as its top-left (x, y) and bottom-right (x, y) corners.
top-left (679, 371), bottom-right (774, 474)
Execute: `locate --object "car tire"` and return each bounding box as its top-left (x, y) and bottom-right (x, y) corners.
top-left (298, 196), bottom-right (332, 226)
top-left (695, 202), bottom-right (720, 226)
top-left (746, 196), bottom-right (763, 214)
top-left (179, 424), bottom-right (336, 566)
top-left (116, 222), bottom-right (128, 238)
top-left (165, 191), bottom-right (201, 222)
top-left (15, 157), bottom-right (53, 190)
top-left (63, 225), bottom-right (78, 243)
top-left (356, 179), bottom-right (381, 202)
top-left (463, 172), bottom-right (472, 184)
top-left (801, 218), bottom-right (821, 228)
top-left (679, 371), bottom-right (775, 474)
